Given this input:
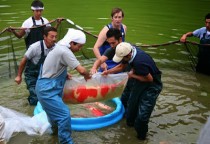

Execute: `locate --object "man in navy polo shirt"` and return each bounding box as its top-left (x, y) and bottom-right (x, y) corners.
top-left (102, 42), bottom-right (163, 140)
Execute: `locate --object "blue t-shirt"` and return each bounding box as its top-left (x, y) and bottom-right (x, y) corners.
top-left (193, 27), bottom-right (210, 40)
top-left (99, 23), bottom-right (125, 55)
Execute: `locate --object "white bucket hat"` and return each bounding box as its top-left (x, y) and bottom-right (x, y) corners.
top-left (58, 28), bottom-right (86, 47)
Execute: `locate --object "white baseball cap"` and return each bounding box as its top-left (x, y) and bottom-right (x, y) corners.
top-left (113, 42), bottom-right (132, 63)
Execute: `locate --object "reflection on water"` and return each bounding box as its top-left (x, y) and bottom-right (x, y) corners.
top-left (149, 69), bottom-right (210, 143)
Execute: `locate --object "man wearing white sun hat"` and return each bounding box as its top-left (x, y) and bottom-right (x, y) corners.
top-left (36, 28), bottom-right (91, 144)
top-left (102, 42), bottom-right (162, 140)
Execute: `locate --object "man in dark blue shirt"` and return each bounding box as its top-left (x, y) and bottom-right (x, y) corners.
top-left (102, 42), bottom-right (163, 140)
top-left (91, 28), bottom-right (132, 111)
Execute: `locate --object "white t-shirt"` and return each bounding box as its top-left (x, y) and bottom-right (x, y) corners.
top-left (22, 16), bottom-right (50, 37)
top-left (25, 40), bottom-right (54, 65)
top-left (41, 44), bottom-right (80, 78)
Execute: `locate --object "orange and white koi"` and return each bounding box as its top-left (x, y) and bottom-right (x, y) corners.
top-left (94, 102), bottom-right (113, 111)
top-left (84, 105), bottom-right (104, 117)
top-left (63, 78), bottom-right (127, 104)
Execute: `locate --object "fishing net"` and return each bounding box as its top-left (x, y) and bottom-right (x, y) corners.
top-left (0, 28), bottom-right (19, 79)
top-left (139, 40), bottom-right (203, 72)
top-left (0, 17), bottom-right (206, 78)
top-left (54, 18), bottom-right (97, 59)
top-left (0, 18), bottom-right (96, 79)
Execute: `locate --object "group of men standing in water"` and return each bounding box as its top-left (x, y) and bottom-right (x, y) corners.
top-left (0, 0), bottom-right (210, 143)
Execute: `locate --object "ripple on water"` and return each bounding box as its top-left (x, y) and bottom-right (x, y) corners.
top-left (0, 13), bottom-right (17, 15)
top-left (148, 68), bottom-right (209, 143)
top-left (0, 5), bottom-right (11, 8)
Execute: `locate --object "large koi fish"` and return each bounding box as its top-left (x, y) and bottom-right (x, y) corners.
top-left (63, 73), bottom-right (128, 104)
top-left (71, 102), bottom-right (113, 117)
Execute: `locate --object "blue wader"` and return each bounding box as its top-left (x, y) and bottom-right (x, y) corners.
top-left (126, 74), bottom-right (162, 139)
top-left (196, 33), bottom-right (210, 75)
top-left (24, 40), bottom-right (45, 105)
top-left (99, 23), bottom-right (125, 71)
top-left (36, 69), bottom-right (74, 144)
top-left (25, 17), bottom-right (45, 49)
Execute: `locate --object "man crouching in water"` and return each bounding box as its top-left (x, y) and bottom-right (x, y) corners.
top-left (102, 42), bottom-right (163, 140)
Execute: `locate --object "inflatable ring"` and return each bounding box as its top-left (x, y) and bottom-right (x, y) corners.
top-left (34, 97), bottom-right (125, 131)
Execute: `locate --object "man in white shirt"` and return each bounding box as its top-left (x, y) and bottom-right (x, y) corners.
top-left (9, 0), bottom-right (61, 49)
top-left (35, 28), bottom-right (91, 144)
top-left (15, 27), bottom-right (57, 105)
